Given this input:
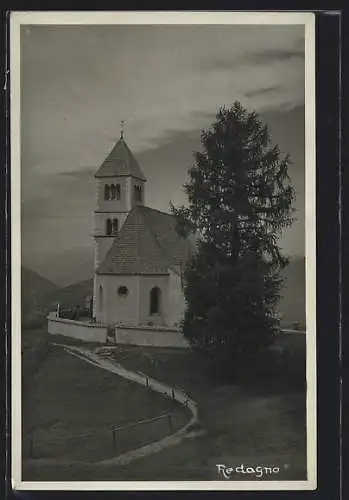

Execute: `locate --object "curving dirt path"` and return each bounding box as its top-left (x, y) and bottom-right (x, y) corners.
top-left (51, 343), bottom-right (203, 466)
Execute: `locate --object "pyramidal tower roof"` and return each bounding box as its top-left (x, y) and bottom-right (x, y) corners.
top-left (95, 136), bottom-right (147, 182)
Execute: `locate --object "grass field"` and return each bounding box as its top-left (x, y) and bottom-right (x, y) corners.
top-left (22, 330), bottom-right (190, 470)
top-left (107, 344), bottom-right (307, 481)
top-left (22, 334), bottom-right (307, 481)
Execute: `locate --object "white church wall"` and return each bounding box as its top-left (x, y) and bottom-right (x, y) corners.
top-left (115, 325), bottom-right (189, 348)
top-left (94, 272), bottom-right (185, 330)
top-left (47, 313), bottom-right (189, 348)
top-left (165, 268), bottom-right (187, 328)
top-left (138, 275), bottom-right (169, 326)
top-left (47, 313), bottom-right (107, 343)
top-left (95, 273), bottom-right (140, 326)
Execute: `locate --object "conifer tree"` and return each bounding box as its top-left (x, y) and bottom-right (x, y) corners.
top-left (172, 102), bottom-right (295, 360)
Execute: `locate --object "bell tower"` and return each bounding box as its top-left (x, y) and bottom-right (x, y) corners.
top-left (93, 126), bottom-right (147, 272)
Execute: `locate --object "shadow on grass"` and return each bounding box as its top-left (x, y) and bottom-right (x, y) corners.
top-left (102, 342), bottom-right (307, 481)
top-left (21, 329), bottom-right (307, 482)
top-left (22, 343), bottom-right (190, 468)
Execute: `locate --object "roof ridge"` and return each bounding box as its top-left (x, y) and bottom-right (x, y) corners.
top-left (139, 205), bottom-right (175, 218)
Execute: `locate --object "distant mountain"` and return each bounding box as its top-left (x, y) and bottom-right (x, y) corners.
top-left (21, 268), bottom-right (93, 327)
top-left (22, 266), bottom-right (60, 302)
top-left (45, 277), bottom-right (93, 310)
top-left (21, 266), bottom-right (60, 320)
top-left (23, 246), bottom-right (94, 287)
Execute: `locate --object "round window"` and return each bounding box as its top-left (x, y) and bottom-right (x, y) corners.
top-left (117, 286), bottom-right (129, 297)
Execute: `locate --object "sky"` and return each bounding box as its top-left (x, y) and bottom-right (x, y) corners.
top-left (20, 23), bottom-right (305, 286)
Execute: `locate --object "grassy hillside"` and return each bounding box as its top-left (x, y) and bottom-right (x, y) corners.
top-left (23, 343), bottom-right (306, 481)
top-left (22, 344), bottom-right (189, 465)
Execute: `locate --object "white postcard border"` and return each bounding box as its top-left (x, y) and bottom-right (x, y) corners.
top-left (10, 10), bottom-right (316, 491)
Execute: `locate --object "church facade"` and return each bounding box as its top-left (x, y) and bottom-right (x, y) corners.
top-left (92, 133), bottom-right (194, 331)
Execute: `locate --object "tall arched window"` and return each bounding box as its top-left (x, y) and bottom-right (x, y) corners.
top-left (99, 285), bottom-right (103, 312)
top-left (112, 218), bottom-right (118, 234)
top-left (106, 218), bottom-right (112, 235)
top-left (110, 184), bottom-right (116, 200)
top-left (116, 184), bottom-right (121, 200)
top-left (150, 286), bottom-right (161, 315)
top-left (104, 184), bottom-right (110, 200)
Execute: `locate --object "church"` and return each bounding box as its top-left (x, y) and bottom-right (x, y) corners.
top-left (91, 130), bottom-right (195, 332)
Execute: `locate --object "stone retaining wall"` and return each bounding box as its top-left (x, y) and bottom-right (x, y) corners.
top-left (47, 313), bottom-right (107, 343)
top-left (47, 313), bottom-right (189, 348)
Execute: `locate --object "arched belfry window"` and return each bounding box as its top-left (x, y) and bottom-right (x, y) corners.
top-left (112, 218), bottom-right (118, 234)
top-left (99, 285), bottom-right (103, 312)
top-left (116, 184), bottom-right (121, 200)
top-left (110, 184), bottom-right (116, 200)
top-left (106, 218), bottom-right (112, 235)
top-left (134, 185), bottom-right (142, 203)
top-left (150, 287), bottom-right (161, 315)
top-left (104, 184), bottom-right (110, 200)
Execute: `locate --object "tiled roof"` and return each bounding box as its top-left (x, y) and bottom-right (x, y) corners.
top-left (97, 205), bottom-right (195, 275)
top-left (95, 138), bottom-right (147, 181)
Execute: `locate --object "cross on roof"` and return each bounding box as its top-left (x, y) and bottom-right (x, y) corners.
top-left (120, 120), bottom-right (125, 139)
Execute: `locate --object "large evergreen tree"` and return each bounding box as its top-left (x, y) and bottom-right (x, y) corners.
top-left (172, 102), bottom-right (295, 361)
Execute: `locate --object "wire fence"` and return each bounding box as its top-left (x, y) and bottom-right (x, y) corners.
top-left (110, 412), bottom-right (175, 448)
top-left (24, 410), bottom-right (185, 462)
top-left (23, 344), bottom-right (195, 462)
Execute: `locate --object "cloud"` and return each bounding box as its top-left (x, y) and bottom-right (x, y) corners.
top-left (19, 24), bottom-right (306, 277)
top-left (56, 170), bottom-right (95, 180)
top-left (200, 47), bottom-right (304, 73)
top-left (21, 25), bottom-right (305, 174)
top-left (244, 85), bottom-right (281, 98)
top-left (244, 48), bottom-right (304, 65)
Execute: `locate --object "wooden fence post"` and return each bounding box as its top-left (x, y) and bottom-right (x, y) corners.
top-left (112, 428), bottom-right (116, 448)
top-left (29, 435), bottom-right (34, 458)
top-left (168, 414), bottom-right (173, 433)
